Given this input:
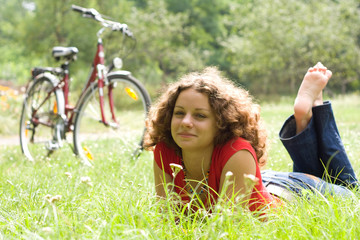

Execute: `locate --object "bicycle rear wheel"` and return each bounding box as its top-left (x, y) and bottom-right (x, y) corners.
top-left (73, 73), bottom-right (151, 163)
top-left (19, 75), bottom-right (65, 161)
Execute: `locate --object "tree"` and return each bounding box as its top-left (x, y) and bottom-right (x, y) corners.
top-left (220, 0), bottom-right (360, 95)
top-left (1, 0), bottom-right (360, 96)
top-left (0, 0), bottom-right (32, 82)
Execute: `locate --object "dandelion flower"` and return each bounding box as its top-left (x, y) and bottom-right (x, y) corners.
top-left (243, 173), bottom-right (259, 189)
top-left (41, 227), bottom-right (53, 233)
top-left (243, 173), bottom-right (259, 183)
top-left (65, 172), bottom-right (72, 179)
top-left (225, 171), bottom-right (234, 178)
top-left (219, 171), bottom-right (235, 196)
top-left (81, 176), bottom-right (93, 186)
top-left (170, 163), bottom-right (183, 178)
top-left (44, 194), bottom-right (52, 201)
top-left (50, 195), bottom-right (62, 203)
top-left (44, 194), bottom-right (62, 204)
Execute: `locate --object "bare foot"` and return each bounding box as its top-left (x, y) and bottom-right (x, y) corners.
top-left (294, 62), bottom-right (332, 133)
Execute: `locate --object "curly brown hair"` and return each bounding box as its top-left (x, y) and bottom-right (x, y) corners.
top-left (144, 67), bottom-right (268, 166)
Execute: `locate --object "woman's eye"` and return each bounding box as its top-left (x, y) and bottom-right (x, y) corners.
top-left (195, 113), bottom-right (206, 119)
top-left (174, 111), bottom-right (185, 116)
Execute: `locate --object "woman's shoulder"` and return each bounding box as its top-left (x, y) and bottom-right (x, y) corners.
top-left (220, 137), bottom-right (255, 152)
top-left (154, 141), bottom-right (168, 151)
top-left (214, 137), bottom-right (257, 165)
top-left (154, 141), bottom-right (176, 153)
top-left (154, 142), bottom-right (178, 163)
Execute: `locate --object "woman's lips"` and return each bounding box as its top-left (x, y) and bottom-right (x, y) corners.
top-left (178, 132), bottom-right (196, 138)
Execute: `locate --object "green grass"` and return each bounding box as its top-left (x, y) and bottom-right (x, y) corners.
top-left (1, 94), bottom-right (360, 239)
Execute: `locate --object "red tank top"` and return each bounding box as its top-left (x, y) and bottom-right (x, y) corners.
top-left (154, 137), bottom-right (279, 212)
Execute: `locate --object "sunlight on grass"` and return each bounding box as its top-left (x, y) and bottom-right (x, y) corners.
top-left (0, 94), bottom-right (359, 238)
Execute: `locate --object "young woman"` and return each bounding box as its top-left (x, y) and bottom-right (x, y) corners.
top-left (144, 63), bottom-right (358, 212)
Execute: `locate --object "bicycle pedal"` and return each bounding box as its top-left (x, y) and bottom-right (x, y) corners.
top-left (107, 122), bottom-right (119, 129)
top-left (46, 140), bottom-right (60, 151)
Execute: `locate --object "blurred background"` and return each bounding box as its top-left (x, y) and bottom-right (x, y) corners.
top-left (1, 0), bottom-right (360, 137)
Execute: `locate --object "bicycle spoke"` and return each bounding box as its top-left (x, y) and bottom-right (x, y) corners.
top-left (73, 75), bottom-right (151, 162)
top-left (84, 97), bottom-right (101, 121)
top-left (20, 77), bottom-right (64, 161)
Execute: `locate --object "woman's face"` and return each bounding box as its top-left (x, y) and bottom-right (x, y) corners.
top-left (171, 88), bottom-right (218, 153)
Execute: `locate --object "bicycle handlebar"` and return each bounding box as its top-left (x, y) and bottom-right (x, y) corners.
top-left (71, 5), bottom-right (134, 38)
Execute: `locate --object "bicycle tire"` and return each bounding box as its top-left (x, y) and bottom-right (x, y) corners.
top-left (73, 72), bottom-right (151, 163)
top-left (19, 73), bottom-right (65, 161)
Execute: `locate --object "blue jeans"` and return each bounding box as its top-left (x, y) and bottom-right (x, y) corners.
top-left (262, 101), bottom-right (358, 198)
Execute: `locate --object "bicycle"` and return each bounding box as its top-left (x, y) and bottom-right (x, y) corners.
top-left (19, 5), bottom-right (151, 165)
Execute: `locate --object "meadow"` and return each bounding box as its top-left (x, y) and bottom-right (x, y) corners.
top-left (0, 94), bottom-right (360, 239)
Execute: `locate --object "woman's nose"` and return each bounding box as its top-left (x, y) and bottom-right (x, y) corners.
top-left (181, 114), bottom-right (193, 128)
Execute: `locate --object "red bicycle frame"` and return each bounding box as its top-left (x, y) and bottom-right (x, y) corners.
top-left (30, 37), bottom-right (118, 133)
top-left (61, 38), bottom-right (116, 130)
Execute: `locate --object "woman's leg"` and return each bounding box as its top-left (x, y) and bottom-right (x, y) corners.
top-left (280, 62), bottom-right (331, 177)
top-left (280, 105), bottom-right (358, 188)
top-left (280, 63), bottom-right (358, 188)
top-left (280, 115), bottom-right (324, 177)
top-left (262, 170), bottom-right (355, 199)
top-left (312, 102), bottom-right (358, 187)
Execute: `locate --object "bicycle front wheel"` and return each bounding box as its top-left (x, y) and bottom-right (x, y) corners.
top-left (19, 75), bottom-right (64, 161)
top-left (73, 73), bottom-right (151, 163)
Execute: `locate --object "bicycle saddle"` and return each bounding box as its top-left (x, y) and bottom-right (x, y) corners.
top-left (52, 46), bottom-right (79, 61)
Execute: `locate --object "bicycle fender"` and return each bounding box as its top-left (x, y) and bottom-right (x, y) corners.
top-left (27, 72), bottom-right (65, 116)
top-left (26, 72), bottom-right (59, 92)
top-left (34, 72), bottom-right (60, 86)
top-left (106, 70), bottom-right (131, 80)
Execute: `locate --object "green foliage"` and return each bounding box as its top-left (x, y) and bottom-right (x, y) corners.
top-left (120, 0), bottom-right (206, 85)
top-left (1, 0), bottom-right (360, 96)
top-left (220, 0), bottom-right (360, 95)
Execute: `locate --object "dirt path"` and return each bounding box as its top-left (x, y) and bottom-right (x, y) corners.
top-left (0, 135), bottom-right (19, 146)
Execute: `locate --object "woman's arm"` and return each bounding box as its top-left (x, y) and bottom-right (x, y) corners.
top-left (219, 150), bottom-right (257, 204)
top-left (154, 160), bottom-right (173, 198)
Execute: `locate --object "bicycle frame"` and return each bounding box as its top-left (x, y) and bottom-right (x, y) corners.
top-left (30, 36), bottom-right (117, 134)
top-left (67, 36), bottom-right (118, 130)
